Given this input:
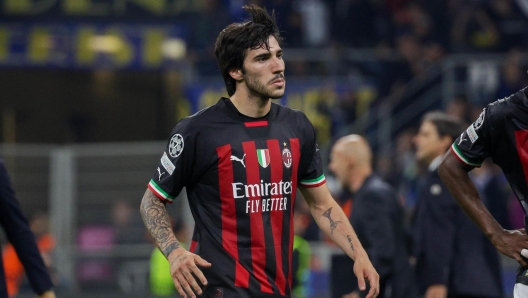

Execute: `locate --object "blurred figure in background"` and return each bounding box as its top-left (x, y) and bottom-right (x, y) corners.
top-left (0, 159), bottom-right (56, 298)
top-left (3, 212), bottom-right (58, 297)
top-left (412, 112), bottom-right (503, 298)
top-left (149, 219), bottom-right (190, 297)
top-left (328, 135), bottom-right (418, 298)
top-left (111, 200), bottom-right (146, 245)
top-left (494, 49), bottom-right (528, 101)
top-left (445, 95), bottom-right (472, 124)
top-left (291, 211), bottom-right (312, 298)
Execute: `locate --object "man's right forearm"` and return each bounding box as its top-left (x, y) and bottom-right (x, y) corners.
top-left (438, 153), bottom-right (503, 238)
top-left (140, 189), bottom-right (182, 258)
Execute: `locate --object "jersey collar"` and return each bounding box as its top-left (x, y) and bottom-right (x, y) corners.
top-left (220, 97), bottom-right (276, 125)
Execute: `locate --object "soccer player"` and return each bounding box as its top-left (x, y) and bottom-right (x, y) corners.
top-left (413, 112), bottom-right (503, 298)
top-left (0, 159), bottom-right (56, 298)
top-left (438, 87), bottom-right (528, 297)
top-left (140, 5), bottom-right (379, 298)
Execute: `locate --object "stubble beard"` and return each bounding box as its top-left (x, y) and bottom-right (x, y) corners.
top-left (244, 72), bottom-right (285, 102)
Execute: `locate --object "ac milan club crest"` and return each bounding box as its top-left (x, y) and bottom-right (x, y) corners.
top-left (256, 149), bottom-right (270, 168)
top-left (282, 148), bottom-right (292, 168)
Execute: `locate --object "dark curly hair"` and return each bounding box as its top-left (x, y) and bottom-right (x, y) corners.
top-left (214, 5), bottom-right (283, 96)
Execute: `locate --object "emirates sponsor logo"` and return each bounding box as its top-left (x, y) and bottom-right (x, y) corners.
top-left (232, 180), bottom-right (292, 199)
top-left (246, 197), bottom-right (288, 214)
top-left (231, 180), bottom-right (292, 214)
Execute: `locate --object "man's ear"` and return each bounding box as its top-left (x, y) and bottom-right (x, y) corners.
top-left (229, 69), bottom-right (243, 81)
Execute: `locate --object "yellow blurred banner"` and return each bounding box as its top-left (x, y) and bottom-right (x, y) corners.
top-left (0, 23), bottom-right (187, 69)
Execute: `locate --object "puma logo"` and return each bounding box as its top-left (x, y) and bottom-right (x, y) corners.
top-left (458, 133), bottom-right (467, 145)
top-left (157, 167), bottom-right (165, 180)
top-left (230, 154), bottom-right (246, 168)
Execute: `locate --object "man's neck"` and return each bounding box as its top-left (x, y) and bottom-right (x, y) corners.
top-left (349, 167), bottom-right (372, 193)
top-left (230, 93), bottom-right (271, 118)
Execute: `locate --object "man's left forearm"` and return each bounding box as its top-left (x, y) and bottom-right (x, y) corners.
top-left (303, 189), bottom-right (367, 261)
top-left (299, 185), bottom-right (379, 297)
top-left (317, 203), bottom-right (367, 260)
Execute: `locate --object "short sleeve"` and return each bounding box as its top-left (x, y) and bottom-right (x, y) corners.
top-left (297, 114), bottom-right (326, 188)
top-left (451, 107), bottom-right (493, 167)
top-left (147, 118), bottom-right (197, 203)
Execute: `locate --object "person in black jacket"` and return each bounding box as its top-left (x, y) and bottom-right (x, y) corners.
top-left (0, 159), bottom-right (56, 298)
top-left (412, 112), bottom-right (503, 298)
top-left (328, 134), bottom-right (418, 298)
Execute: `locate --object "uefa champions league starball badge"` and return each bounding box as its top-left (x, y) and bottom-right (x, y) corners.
top-left (474, 109), bottom-right (485, 130)
top-left (168, 134), bottom-right (184, 158)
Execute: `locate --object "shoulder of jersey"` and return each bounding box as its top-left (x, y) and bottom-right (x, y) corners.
top-left (489, 88), bottom-right (526, 116)
top-left (178, 105), bottom-right (218, 125)
top-left (273, 102), bottom-right (306, 120)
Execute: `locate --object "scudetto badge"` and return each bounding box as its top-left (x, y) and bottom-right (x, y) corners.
top-left (168, 134), bottom-right (184, 158)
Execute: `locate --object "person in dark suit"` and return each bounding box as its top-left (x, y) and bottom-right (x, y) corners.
top-left (412, 112), bottom-right (503, 298)
top-left (328, 135), bottom-right (418, 298)
top-left (0, 158), bottom-right (56, 298)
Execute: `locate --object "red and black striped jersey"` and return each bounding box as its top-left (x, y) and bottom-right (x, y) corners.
top-left (451, 87), bottom-right (528, 227)
top-left (148, 97), bottom-right (325, 297)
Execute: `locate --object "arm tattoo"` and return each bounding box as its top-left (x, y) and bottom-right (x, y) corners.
top-left (321, 207), bottom-right (341, 234)
top-left (162, 242), bottom-right (181, 258)
top-left (140, 190), bottom-right (181, 258)
top-left (346, 235), bottom-right (355, 251)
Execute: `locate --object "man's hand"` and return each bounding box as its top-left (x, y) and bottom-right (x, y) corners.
top-left (38, 290), bottom-right (56, 298)
top-left (352, 255), bottom-right (379, 298)
top-left (490, 229), bottom-right (528, 267)
top-left (342, 290), bottom-right (361, 298)
top-left (168, 247), bottom-right (211, 298)
top-left (425, 284), bottom-right (447, 298)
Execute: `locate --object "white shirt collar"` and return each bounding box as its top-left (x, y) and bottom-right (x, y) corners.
top-left (428, 156), bottom-right (443, 172)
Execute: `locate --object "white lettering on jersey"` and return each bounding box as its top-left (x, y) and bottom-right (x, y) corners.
top-left (233, 180), bottom-right (293, 213)
top-left (467, 125), bottom-right (479, 143)
top-left (230, 154), bottom-right (246, 168)
top-left (161, 152), bottom-right (175, 175)
top-left (246, 197), bottom-right (288, 214)
top-left (232, 180), bottom-right (293, 199)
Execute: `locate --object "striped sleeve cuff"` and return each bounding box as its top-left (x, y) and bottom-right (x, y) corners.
top-left (299, 174), bottom-right (326, 188)
top-left (148, 179), bottom-right (175, 203)
top-left (450, 143), bottom-right (482, 167)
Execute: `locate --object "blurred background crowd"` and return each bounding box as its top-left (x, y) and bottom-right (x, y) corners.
top-left (1, 0), bottom-right (528, 297)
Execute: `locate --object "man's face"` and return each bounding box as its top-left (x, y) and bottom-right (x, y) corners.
top-left (328, 145), bottom-right (348, 188)
top-left (414, 120), bottom-right (448, 164)
top-left (241, 36), bottom-right (285, 100)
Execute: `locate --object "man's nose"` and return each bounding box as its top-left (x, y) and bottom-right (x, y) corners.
top-left (271, 57), bottom-right (284, 73)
